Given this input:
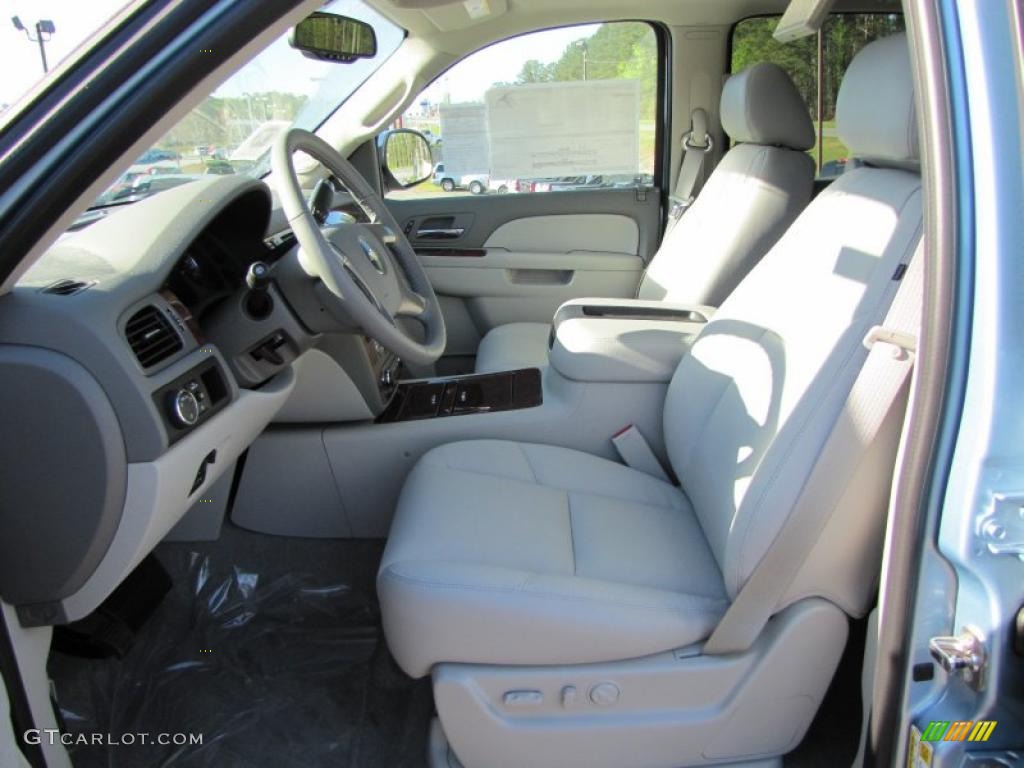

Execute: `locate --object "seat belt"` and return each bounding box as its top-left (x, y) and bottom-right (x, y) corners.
top-left (666, 108), bottom-right (713, 233)
top-left (702, 248), bottom-right (923, 655)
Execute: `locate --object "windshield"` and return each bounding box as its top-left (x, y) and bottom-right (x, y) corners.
top-left (87, 0), bottom-right (402, 211)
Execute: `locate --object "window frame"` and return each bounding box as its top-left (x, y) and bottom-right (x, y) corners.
top-left (386, 19), bottom-right (671, 198)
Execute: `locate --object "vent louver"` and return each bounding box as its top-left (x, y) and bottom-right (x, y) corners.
top-left (40, 279), bottom-right (94, 295)
top-left (125, 305), bottom-right (183, 369)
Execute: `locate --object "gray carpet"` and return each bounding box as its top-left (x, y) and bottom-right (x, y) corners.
top-left (48, 527), bottom-right (433, 768)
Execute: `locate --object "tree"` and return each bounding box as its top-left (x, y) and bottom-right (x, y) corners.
top-left (731, 13), bottom-right (905, 121)
top-left (517, 59), bottom-right (553, 83)
top-left (512, 22), bottom-right (657, 119)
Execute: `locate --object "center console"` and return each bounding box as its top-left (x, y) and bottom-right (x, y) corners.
top-left (549, 298), bottom-right (715, 383)
top-left (377, 368), bottom-right (542, 423)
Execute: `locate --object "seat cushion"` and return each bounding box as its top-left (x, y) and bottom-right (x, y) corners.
top-left (378, 440), bottom-right (729, 677)
top-left (474, 322), bottom-right (551, 374)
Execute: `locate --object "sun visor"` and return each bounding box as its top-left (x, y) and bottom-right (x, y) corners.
top-left (774, 0), bottom-right (836, 42)
top-left (381, 0), bottom-right (507, 31)
top-left (385, 0), bottom-right (461, 7)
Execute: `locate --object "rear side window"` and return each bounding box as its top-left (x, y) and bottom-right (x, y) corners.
top-left (731, 14), bottom-right (905, 178)
top-left (387, 21), bottom-right (661, 200)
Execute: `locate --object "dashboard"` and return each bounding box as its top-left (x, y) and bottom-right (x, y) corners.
top-left (0, 176), bottom-right (306, 628)
top-left (164, 189), bottom-right (289, 320)
top-left (0, 173), bottom-right (409, 629)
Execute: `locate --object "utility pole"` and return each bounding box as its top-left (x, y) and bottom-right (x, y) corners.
top-left (11, 17), bottom-right (56, 74)
top-left (574, 39), bottom-right (588, 81)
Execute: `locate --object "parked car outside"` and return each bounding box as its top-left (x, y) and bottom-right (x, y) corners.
top-left (433, 163), bottom-right (513, 194)
top-left (127, 148), bottom-right (181, 176)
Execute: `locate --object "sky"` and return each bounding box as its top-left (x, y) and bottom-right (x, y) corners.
top-left (0, 0), bottom-right (598, 128)
top-left (0, 0), bottom-right (401, 108)
top-left (2, 0), bottom-right (129, 106)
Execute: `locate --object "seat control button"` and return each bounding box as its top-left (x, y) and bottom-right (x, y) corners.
top-left (502, 690), bottom-right (542, 708)
top-left (589, 682), bottom-right (620, 706)
top-left (560, 685), bottom-right (577, 708)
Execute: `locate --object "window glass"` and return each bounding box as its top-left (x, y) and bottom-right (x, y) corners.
top-left (79, 0), bottom-right (403, 215)
top-left (731, 14), bottom-right (905, 177)
top-left (387, 22), bottom-right (659, 200)
top-left (2, 0), bottom-right (130, 114)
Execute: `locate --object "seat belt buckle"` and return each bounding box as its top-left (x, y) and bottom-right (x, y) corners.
top-left (612, 425), bottom-right (671, 483)
top-left (863, 325), bottom-right (916, 360)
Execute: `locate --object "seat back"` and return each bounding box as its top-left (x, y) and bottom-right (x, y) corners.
top-left (639, 62), bottom-right (815, 306)
top-left (663, 34), bottom-right (921, 613)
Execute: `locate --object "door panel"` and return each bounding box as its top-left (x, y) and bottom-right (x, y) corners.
top-left (389, 187), bottom-right (660, 252)
top-left (378, 21), bottom-right (665, 365)
top-left (422, 249), bottom-right (642, 333)
top-left (386, 188), bottom-right (660, 360)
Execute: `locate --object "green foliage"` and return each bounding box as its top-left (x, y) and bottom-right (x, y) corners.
top-left (730, 14), bottom-right (905, 121)
top-left (732, 18), bottom-right (817, 112)
top-left (513, 22), bottom-right (658, 119)
top-left (509, 14), bottom-right (901, 132)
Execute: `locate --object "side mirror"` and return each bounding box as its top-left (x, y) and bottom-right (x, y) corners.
top-left (380, 129), bottom-right (434, 189)
top-left (289, 12), bottom-right (377, 62)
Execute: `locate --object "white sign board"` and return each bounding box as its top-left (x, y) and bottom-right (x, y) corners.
top-left (438, 103), bottom-right (490, 177)
top-left (485, 80), bottom-right (640, 178)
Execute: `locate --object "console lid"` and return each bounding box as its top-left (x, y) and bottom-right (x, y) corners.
top-left (549, 298), bottom-right (715, 383)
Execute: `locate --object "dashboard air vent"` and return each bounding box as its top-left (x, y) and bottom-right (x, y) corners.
top-left (125, 305), bottom-right (183, 369)
top-left (40, 279), bottom-right (94, 295)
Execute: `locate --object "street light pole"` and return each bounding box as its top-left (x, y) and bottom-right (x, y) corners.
top-left (35, 21), bottom-right (49, 72)
top-left (11, 17), bottom-right (56, 74)
top-left (574, 39), bottom-right (588, 81)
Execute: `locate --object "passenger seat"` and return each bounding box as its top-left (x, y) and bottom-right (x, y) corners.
top-left (475, 62), bottom-right (816, 374)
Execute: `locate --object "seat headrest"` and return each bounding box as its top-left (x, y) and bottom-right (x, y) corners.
top-left (836, 33), bottom-right (919, 169)
top-left (720, 62), bottom-right (815, 151)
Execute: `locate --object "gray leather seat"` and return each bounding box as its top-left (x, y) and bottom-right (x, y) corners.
top-left (379, 440), bottom-right (728, 675)
top-left (381, 33), bottom-right (920, 681)
top-left (474, 61), bottom-right (816, 374)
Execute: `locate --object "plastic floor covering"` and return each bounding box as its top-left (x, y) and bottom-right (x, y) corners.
top-left (47, 529), bottom-right (433, 768)
top-left (46, 525), bottom-right (857, 768)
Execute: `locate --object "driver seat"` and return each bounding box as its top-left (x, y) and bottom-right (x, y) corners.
top-left (380, 34), bottom-right (920, 768)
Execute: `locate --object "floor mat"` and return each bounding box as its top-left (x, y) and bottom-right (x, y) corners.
top-left (48, 528), bottom-right (433, 768)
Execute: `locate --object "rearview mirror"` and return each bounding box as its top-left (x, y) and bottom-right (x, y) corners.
top-left (380, 130), bottom-right (434, 189)
top-left (289, 12), bottom-right (377, 62)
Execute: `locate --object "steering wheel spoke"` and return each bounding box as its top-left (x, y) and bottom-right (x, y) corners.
top-left (340, 260), bottom-right (394, 323)
top-left (397, 286), bottom-right (429, 318)
top-left (364, 222), bottom-right (397, 245)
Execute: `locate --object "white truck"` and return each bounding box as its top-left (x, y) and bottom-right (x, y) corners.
top-left (432, 163), bottom-right (513, 194)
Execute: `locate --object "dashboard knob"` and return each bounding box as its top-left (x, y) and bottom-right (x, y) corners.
top-left (170, 389), bottom-right (200, 427)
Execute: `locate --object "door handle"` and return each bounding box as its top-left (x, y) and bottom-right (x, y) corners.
top-left (416, 227), bottom-right (465, 240)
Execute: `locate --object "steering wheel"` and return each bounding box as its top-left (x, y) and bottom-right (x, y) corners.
top-left (272, 128), bottom-right (445, 366)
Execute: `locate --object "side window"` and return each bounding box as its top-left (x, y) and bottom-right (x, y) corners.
top-left (386, 22), bottom-right (659, 200)
top-left (731, 14), bottom-right (905, 178)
